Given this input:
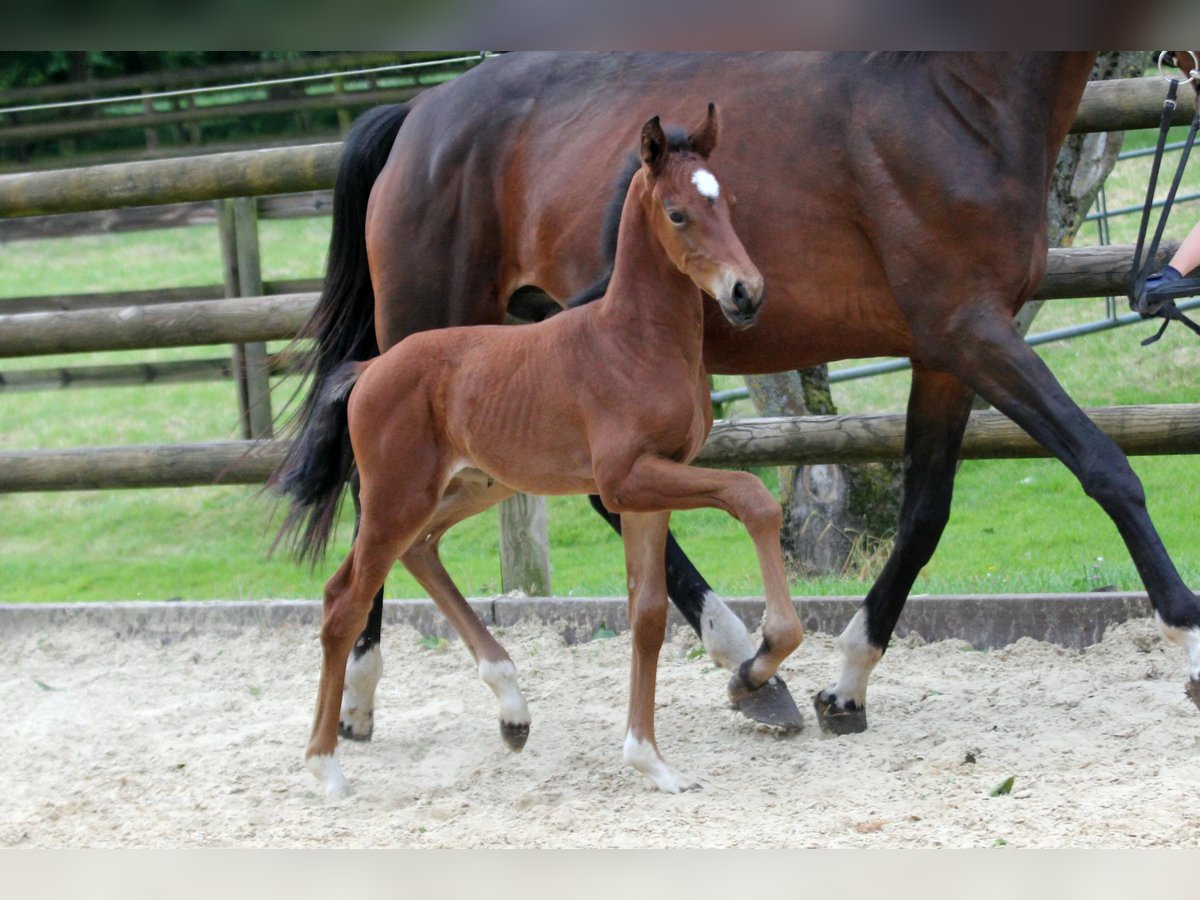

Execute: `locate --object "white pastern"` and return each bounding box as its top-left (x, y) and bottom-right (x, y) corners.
top-left (306, 753), bottom-right (354, 800)
top-left (479, 658), bottom-right (531, 727)
top-left (825, 608), bottom-right (883, 707)
top-left (691, 168), bottom-right (720, 201)
top-left (1155, 614), bottom-right (1200, 681)
top-left (623, 731), bottom-right (697, 794)
top-left (699, 591), bottom-right (756, 672)
top-left (340, 644), bottom-right (382, 737)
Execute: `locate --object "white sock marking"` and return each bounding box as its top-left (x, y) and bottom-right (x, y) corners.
top-left (692, 168), bottom-right (720, 201)
top-left (699, 591), bottom-right (756, 672)
top-left (1155, 614), bottom-right (1200, 681)
top-left (306, 752), bottom-right (353, 800)
top-left (340, 644), bottom-right (382, 737)
top-left (479, 658), bottom-right (531, 726)
top-left (623, 731), bottom-right (697, 794)
top-left (826, 608), bottom-right (882, 707)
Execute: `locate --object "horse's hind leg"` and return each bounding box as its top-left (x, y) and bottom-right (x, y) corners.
top-left (814, 365), bottom-right (975, 734)
top-left (307, 481), bottom-right (443, 798)
top-left (399, 475), bottom-right (532, 750)
top-left (937, 314), bottom-right (1200, 708)
top-left (307, 531), bottom-right (405, 798)
top-left (339, 471), bottom-right (385, 742)
top-left (620, 510), bottom-right (698, 793)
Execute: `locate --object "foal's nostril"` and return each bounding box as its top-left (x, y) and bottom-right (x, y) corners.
top-left (732, 281), bottom-right (754, 314)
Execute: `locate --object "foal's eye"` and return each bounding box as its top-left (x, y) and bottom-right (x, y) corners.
top-left (667, 209), bottom-right (687, 225)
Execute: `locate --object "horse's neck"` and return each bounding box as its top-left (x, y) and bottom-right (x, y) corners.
top-left (597, 182), bottom-right (705, 362)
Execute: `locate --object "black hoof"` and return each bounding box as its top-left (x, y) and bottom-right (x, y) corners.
top-left (338, 720), bottom-right (374, 742)
top-left (727, 672), bottom-right (804, 732)
top-left (813, 690), bottom-right (868, 735)
top-left (1187, 679), bottom-right (1200, 712)
top-left (501, 720), bottom-right (530, 751)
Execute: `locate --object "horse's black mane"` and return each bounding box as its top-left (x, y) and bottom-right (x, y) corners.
top-left (564, 125), bottom-right (693, 309)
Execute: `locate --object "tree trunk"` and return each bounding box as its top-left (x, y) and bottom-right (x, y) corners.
top-left (747, 50), bottom-right (1146, 576)
top-left (744, 369), bottom-right (901, 578)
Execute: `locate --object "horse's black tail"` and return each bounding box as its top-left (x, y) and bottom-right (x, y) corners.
top-left (271, 103), bottom-right (411, 564)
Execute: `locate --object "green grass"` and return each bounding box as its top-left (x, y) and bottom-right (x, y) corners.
top-left (1, 140), bottom-right (1198, 603)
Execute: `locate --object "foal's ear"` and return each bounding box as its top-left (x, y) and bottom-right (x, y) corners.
top-left (640, 115), bottom-right (668, 176)
top-left (688, 103), bottom-right (720, 159)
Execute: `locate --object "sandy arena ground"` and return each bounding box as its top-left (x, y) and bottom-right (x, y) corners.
top-left (3, 615), bottom-right (1199, 848)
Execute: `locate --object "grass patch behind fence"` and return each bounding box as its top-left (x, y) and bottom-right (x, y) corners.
top-left (1, 128), bottom-right (1199, 603)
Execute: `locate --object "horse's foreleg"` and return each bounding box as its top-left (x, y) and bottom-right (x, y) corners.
top-left (944, 317), bottom-right (1200, 709)
top-left (588, 495), bottom-right (756, 672)
top-left (814, 366), bottom-right (975, 734)
top-left (341, 472), bottom-right (384, 742)
top-left (620, 510), bottom-right (698, 793)
top-left (599, 458), bottom-right (805, 728)
top-left (400, 477), bottom-right (533, 751)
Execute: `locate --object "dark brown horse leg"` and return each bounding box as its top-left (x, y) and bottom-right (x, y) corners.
top-left (950, 320), bottom-right (1200, 709)
top-left (588, 494), bottom-right (801, 727)
top-left (339, 470), bottom-right (385, 742)
top-left (814, 366), bottom-right (975, 734)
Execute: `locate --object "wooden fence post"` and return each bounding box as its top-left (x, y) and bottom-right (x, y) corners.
top-left (499, 493), bottom-right (552, 596)
top-left (217, 198), bottom-right (274, 439)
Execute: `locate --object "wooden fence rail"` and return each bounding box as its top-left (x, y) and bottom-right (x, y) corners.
top-left (0, 76), bottom-right (1192, 220)
top-left (1, 404), bottom-right (1196, 493)
top-left (0, 244), bottom-right (1177, 364)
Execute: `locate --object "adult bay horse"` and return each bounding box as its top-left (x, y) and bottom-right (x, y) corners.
top-left (298, 107), bottom-right (803, 796)
top-left (276, 52), bottom-right (1200, 745)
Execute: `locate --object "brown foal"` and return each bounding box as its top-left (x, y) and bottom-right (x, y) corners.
top-left (304, 105), bottom-right (803, 796)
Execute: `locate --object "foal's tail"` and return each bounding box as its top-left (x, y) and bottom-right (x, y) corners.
top-left (272, 103), bottom-right (411, 563)
top-left (272, 360), bottom-right (369, 562)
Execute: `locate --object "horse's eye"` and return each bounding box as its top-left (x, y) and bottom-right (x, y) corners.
top-left (667, 210), bottom-right (686, 225)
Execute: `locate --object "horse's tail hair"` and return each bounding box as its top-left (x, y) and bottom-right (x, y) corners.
top-left (271, 360), bottom-right (370, 564)
top-left (271, 102), bottom-right (411, 563)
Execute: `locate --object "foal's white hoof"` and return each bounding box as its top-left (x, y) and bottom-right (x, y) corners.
top-left (306, 753), bottom-right (354, 800)
top-left (624, 733), bottom-right (700, 794)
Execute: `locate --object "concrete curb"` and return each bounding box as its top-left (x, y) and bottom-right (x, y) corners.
top-left (0, 592), bottom-right (1157, 650)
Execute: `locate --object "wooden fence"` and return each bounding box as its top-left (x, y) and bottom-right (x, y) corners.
top-left (0, 74), bottom-right (1197, 595)
top-left (0, 53), bottom-right (481, 172)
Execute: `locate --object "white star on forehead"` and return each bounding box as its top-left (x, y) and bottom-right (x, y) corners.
top-left (692, 168), bottom-right (720, 201)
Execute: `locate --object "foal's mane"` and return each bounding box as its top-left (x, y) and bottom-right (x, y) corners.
top-left (564, 125), bottom-right (694, 310)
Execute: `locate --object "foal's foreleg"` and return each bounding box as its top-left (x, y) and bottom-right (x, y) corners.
top-left (620, 510), bottom-right (698, 793)
top-left (600, 458), bottom-right (804, 707)
top-left (588, 495), bottom-right (757, 672)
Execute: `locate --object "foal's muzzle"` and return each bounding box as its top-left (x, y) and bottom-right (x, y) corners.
top-left (720, 278), bottom-right (765, 329)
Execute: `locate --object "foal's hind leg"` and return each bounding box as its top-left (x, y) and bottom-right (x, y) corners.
top-left (400, 475), bottom-right (533, 751)
top-left (307, 486), bottom-right (442, 798)
top-left (814, 365), bottom-right (975, 734)
top-left (621, 510), bottom-right (698, 793)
